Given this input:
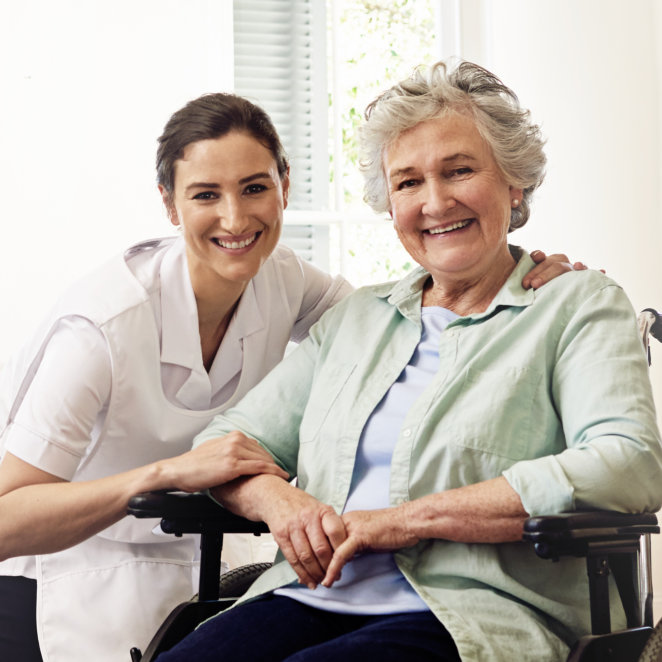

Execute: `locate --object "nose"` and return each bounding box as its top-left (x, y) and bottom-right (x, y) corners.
top-left (422, 179), bottom-right (456, 217)
top-left (218, 195), bottom-right (250, 235)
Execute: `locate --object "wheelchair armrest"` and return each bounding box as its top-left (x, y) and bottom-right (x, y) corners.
top-left (522, 511), bottom-right (659, 560)
top-left (524, 511), bottom-right (659, 634)
top-left (128, 490), bottom-right (269, 602)
top-left (127, 490), bottom-right (269, 537)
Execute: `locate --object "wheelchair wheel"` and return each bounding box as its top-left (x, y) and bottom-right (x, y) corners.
top-left (216, 562), bottom-right (273, 599)
top-left (639, 619), bottom-right (662, 661)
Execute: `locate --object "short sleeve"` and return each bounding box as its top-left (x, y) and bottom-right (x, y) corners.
top-left (290, 259), bottom-right (353, 343)
top-left (3, 317), bottom-right (111, 480)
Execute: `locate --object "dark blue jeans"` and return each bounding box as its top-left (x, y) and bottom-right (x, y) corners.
top-left (156, 594), bottom-right (460, 662)
top-left (0, 576), bottom-right (43, 662)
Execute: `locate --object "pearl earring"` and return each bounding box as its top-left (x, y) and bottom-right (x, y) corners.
top-left (512, 199), bottom-right (520, 208)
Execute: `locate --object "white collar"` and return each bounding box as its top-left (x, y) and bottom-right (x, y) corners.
top-left (158, 238), bottom-right (266, 408)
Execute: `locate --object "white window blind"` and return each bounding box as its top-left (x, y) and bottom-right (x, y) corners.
top-left (233, 0), bottom-right (330, 270)
top-left (233, 0), bottom-right (328, 210)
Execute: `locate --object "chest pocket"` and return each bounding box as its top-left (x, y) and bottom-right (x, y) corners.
top-left (446, 365), bottom-right (547, 461)
top-left (299, 360), bottom-right (357, 444)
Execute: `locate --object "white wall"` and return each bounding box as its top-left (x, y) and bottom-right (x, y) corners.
top-left (0, 0), bottom-right (233, 361)
top-left (454, 0), bottom-right (662, 620)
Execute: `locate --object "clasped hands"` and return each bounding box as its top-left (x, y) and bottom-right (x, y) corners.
top-left (251, 478), bottom-right (419, 590)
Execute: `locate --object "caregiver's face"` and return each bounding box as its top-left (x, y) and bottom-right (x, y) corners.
top-left (163, 131), bottom-right (289, 294)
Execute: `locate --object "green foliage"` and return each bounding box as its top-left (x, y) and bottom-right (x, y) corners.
top-left (327, 0), bottom-right (436, 284)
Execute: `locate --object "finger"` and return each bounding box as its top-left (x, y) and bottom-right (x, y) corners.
top-left (321, 510), bottom-right (347, 551)
top-left (241, 461), bottom-right (289, 480)
top-left (289, 527), bottom-right (326, 588)
top-left (322, 539), bottom-right (358, 588)
top-left (302, 511), bottom-right (344, 574)
top-left (572, 261), bottom-right (588, 271)
top-left (529, 249), bottom-right (547, 264)
top-left (274, 533), bottom-right (319, 589)
top-left (524, 261), bottom-right (572, 290)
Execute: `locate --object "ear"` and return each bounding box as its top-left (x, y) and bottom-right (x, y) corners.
top-left (281, 167), bottom-right (291, 209)
top-left (159, 185), bottom-right (179, 227)
top-left (509, 186), bottom-right (524, 206)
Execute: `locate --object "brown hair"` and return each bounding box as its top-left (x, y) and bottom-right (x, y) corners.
top-left (156, 93), bottom-right (289, 194)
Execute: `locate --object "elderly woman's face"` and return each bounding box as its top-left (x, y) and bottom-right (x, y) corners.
top-left (385, 113), bottom-right (521, 286)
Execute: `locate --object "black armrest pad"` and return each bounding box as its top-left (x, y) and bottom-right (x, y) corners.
top-left (523, 511), bottom-right (659, 560)
top-left (127, 490), bottom-right (269, 535)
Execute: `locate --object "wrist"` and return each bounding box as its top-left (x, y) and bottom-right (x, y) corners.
top-left (214, 474), bottom-right (290, 522)
top-left (130, 460), bottom-right (170, 496)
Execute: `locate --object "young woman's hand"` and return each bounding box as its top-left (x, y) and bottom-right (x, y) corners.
top-left (160, 431), bottom-right (289, 493)
top-left (522, 250), bottom-right (590, 290)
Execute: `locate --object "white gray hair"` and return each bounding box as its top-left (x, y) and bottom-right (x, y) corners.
top-left (359, 60), bottom-right (546, 231)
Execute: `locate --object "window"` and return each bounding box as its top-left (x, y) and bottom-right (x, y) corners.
top-left (233, 0), bottom-right (447, 284)
top-left (233, 0), bottom-right (331, 269)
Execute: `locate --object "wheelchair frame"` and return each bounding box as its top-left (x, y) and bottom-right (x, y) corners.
top-left (127, 491), bottom-right (659, 662)
top-left (127, 308), bottom-right (662, 661)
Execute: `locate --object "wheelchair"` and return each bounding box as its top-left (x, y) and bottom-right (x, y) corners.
top-left (127, 308), bottom-right (662, 662)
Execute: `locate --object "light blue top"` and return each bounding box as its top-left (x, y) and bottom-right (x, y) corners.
top-left (277, 306), bottom-right (458, 613)
top-left (194, 249), bottom-right (662, 661)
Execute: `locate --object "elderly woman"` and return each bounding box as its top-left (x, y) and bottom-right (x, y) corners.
top-left (161, 60), bottom-right (662, 662)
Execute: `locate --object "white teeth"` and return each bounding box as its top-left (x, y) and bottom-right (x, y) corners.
top-left (428, 220), bottom-right (471, 234)
top-left (216, 233), bottom-right (258, 249)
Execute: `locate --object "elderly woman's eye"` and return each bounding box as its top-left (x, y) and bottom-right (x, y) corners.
top-left (397, 179), bottom-right (418, 190)
top-left (451, 167), bottom-right (473, 177)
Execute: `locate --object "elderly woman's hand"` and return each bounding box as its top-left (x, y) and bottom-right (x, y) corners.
top-left (255, 480), bottom-right (347, 590)
top-left (322, 507), bottom-right (420, 588)
top-left (521, 250), bottom-right (589, 290)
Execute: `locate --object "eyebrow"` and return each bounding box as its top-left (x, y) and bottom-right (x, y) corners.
top-left (388, 153), bottom-right (478, 181)
top-left (184, 172), bottom-right (274, 194)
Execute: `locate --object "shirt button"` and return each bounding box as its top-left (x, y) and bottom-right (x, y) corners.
top-left (402, 428), bottom-right (412, 437)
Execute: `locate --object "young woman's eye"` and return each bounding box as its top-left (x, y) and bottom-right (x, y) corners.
top-left (245, 183), bottom-right (267, 195)
top-left (192, 191), bottom-right (217, 200)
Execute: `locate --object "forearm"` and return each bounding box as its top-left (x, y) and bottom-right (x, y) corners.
top-left (400, 476), bottom-right (529, 544)
top-left (0, 428), bottom-right (290, 562)
top-left (0, 461), bottom-right (170, 560)
top-left (210, 473), bottom-right (294, 522)
top-left (324, 476), bottom-right (529, 586)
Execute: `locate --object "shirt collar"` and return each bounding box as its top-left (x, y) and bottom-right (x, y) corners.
top-left (160, 238), bottom-right (201, 371)
top-left (376, 245), bottom-right (536, 322)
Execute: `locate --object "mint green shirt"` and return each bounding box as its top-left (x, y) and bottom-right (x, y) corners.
top-left (194, 251), bottom-right (662, 661)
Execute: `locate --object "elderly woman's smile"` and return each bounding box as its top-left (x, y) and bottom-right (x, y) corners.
top-left (386, 113), bottom-right (522, 308)
top-left (426, 219), bottom-right (474, 235)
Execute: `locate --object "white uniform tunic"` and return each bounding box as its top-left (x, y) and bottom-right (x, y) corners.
top-left (0, 236), bottom-right (351, 661)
